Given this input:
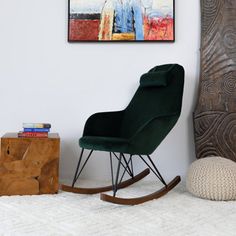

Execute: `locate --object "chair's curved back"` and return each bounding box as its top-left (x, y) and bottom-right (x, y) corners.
top-left (121, 64), bottom-right (184, 155)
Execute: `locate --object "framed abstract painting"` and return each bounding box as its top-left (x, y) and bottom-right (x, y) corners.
top-left (68, 0), bottom-right (175, 42)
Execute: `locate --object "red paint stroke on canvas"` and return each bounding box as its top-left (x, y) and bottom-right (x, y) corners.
top-left (69, 19), bottom-right (100, 41)
top-left (144, 17), bottom-right (174, 41)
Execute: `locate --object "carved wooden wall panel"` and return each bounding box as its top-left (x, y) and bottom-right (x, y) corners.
top-left (193, 0), bottom-right (236, 161)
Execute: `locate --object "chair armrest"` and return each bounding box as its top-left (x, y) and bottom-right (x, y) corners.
top-left (130, 112), bottom-right (180, 140)
top-left (128, 113), bottom-right (180, 155)
top-left (83, 110), bottom-right (124, 137)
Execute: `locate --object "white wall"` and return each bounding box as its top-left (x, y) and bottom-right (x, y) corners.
top-left (0, 0), bottom-right (200, 182)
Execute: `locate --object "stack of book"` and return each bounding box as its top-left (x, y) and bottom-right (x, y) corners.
top-left (18, 123), bottom-right (51, 138)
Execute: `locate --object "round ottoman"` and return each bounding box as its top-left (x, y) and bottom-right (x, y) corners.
top-left (186, 156), bottom-right (236, 200)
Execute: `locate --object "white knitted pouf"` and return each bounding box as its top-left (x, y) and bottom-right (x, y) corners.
top-left (186, 156), bottom-right (236, 201)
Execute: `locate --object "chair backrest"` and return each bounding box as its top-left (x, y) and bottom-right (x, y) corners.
top-left (120, 64), bottom-right (184, 155)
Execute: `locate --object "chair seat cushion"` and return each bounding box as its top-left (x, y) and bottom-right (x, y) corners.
top-left (79, 136), bottom-right (130, 153)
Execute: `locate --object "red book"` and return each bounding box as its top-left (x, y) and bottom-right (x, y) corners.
top-left (18, 132), bottom-right (48, 138)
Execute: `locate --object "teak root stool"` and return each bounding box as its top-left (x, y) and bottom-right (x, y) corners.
top-left (0, 133), bottom-right (60, 196)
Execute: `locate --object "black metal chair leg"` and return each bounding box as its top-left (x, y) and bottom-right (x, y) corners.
top-left (73, 150), bottom-right (93, 185)
top-left (112, 152), bottom-right (133, 177)
top-left (113, 153), bottom-right (122, 197)
top-left (72, 148), bottom-right (84, 187)
top-left (110, 152), bottom-right (115, 193)
top-left (139, 155), bottom-right (167, 186)
top-left (130, 155), bottom-right (134, 176)
top-left (118, 155), bottom-right (133, 184)
top-left (146, 155), bottom-right (167, 186)
top-left (121, 153), bottom-right (134, 178)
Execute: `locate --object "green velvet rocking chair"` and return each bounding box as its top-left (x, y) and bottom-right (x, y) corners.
top-left (61, 64), bottom-right (184, 205)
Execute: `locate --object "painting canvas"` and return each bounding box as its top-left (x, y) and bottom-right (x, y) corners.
top-left (68, 0), bottom-right (175, 42)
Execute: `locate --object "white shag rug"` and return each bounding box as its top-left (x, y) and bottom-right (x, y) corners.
top-left (0, 179), bottom-right (235, 236)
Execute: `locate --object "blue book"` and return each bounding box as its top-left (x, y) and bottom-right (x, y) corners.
top-left (23, 128), bottom-right (50, 132)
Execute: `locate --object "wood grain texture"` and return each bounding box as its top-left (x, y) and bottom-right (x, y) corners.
top-left (61, 168), bottom-right (150, 194)
top-left (100, 176), bottom-right (181, 205)
top-left (193, 0), bottom-right (236, 161)
top-left (0, 133), bottom-right (60, 196)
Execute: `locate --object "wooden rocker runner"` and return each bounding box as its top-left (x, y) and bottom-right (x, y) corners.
top-left (61, 64), bottom-right (184, 205)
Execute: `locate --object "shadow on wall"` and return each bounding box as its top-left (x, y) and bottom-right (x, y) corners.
top-left (187, 53), bottom-right (201, 166)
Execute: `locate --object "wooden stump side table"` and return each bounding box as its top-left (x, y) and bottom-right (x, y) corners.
top-left (0, 133), bottom-right (60, 196)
